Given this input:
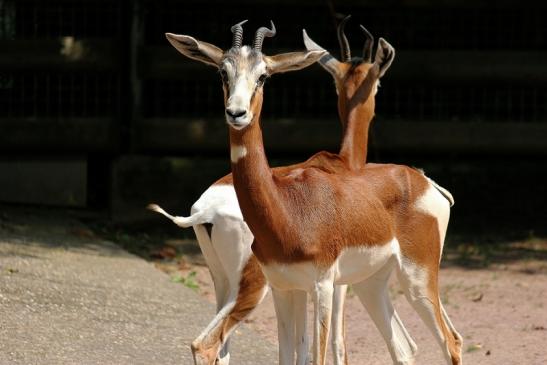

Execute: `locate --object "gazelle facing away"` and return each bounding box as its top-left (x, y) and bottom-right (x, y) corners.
top-left (158, 20), bottom-right (463, 365)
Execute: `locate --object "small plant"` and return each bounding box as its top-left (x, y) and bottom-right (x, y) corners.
top-left (171, 271), bottom-right (199, 291)
top-left (466, 343), bottom-right (482, 353)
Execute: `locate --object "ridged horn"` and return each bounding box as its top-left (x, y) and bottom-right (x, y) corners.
top-left (231, 20), bottom-right (248, 48)
top-left (253, 20), bottom-right (276, 51)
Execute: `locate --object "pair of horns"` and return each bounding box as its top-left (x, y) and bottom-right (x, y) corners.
top-left (337, 15), bottom-right (374, 62)
top-left (231, 20), bottom-right (276, 51)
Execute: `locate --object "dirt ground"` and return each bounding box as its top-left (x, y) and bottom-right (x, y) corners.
top-left (147, 235), bottom-right (547, 365)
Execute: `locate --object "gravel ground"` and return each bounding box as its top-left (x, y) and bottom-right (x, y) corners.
top-left (157, 235), bottom-right (547, 365)
top-left (0, 208), bottom-right (276, 365)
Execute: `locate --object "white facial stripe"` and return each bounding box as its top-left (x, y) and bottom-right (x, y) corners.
top-left (240, 45), bottom-right (250, 58)
top-left (228, 76), bottom-right (251, 110)
top-left (230, 145), bottom-right (247, 163)
top-left (223, 48), bottom-right (268, 129)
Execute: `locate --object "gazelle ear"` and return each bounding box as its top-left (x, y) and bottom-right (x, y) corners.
top-left (165, 33), bottom-right (223, 67)
top-left (265, 49), bottom-right (326, 75)
top-left (374, 38), bottom-right (395, 78)
top-left (302, 29), bottom-right (343, 80)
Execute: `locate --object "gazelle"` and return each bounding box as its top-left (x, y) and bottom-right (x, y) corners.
top-left (152, 21), bottom-right (338, 365)
top-left (151, 19), bottom-right (403, 365)
top-left (159, 20), bottom-right (463, 365)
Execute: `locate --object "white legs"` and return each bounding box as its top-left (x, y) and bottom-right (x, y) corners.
top-left (294, 290), bottom-right (310, 365)
top-left (331, 284), bottom-right (348, 365)
top-left (312, 274), bottom-right (335, 365)
top-left (398, 260), bottom-right (462, 365)
top-left (271, 285), bottom-right (349, 365)
top-left (272, 289), bottom-right (297, 365)
top-left (353, 262), bottom-right (417, 365)
top-left (190, 223), bottom-right (267, 365)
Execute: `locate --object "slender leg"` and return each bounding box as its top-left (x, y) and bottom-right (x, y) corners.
top-left (398, 258), bottom-right (462, 365)
top-left (272, 289), bottom-right (297, 365)
top-left (192, 224), bottom-right (231, 364)
top-left (294, 290), bottom-right (310, 365)
top-left (312, 275), bottom-right (335, 365)
top-left (208, 217), bottom-right (255, 363)
top-left (441, 303), bottom-right (463, 349)
top-left (331, 284), bottom-right (348, 365)
top-left (217, 350), bottom-right (230, 365)
top-left (353, 262), bottom-right (417, 365)
top-left (193, 225), bottom-right (230, 312)
top-left (191, 256), bottom-right (268, 365)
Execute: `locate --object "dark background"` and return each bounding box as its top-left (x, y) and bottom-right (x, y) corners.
top-left (1, 0), bottom-right (546, 239)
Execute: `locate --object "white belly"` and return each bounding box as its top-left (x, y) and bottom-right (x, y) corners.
top-left (261, 238), bottom-right (400, 291)
top-left (335, 238), bottom-right (400, 285)
top-left (261, 261), bottom-right (320, 291)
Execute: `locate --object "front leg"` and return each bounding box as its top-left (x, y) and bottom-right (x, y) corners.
top-left (294, 290), bottom-right (309, 365)
top-left (331, 284), bottom-right (348, 365)
top-left (272, 289), bottom-right (296, 365)
top-left (312, 275), bottom-right (335, 365)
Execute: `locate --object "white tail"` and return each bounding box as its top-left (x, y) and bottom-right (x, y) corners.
top-left (147, 204), bottom-right (208, 228)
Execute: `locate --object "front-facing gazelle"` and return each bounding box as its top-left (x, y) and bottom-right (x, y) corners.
top-left (160, 20), bottom-right (462, 365)
top-left (153, 19), bottom-right (403, 365)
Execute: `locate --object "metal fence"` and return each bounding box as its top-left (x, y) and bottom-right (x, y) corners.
top-left (2, 0), bottom-right (546, 151)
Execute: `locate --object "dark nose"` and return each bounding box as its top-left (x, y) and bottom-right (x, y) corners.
top-left (226, 108), bottom-right (246, 119)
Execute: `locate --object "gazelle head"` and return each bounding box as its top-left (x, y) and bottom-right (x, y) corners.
top-left (303, 16), bottom-right (395, 115)
top-left (166, 21), bottom-right (325, 130)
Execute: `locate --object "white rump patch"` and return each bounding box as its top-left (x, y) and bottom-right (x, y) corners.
top-left (230, 145), bottom-right (247, 163)
top-left (415, 185), bottom-right (450, 251)
top-left (191, 184), bottom-right (243, 222)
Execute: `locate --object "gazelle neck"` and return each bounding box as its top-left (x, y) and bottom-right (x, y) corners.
top-left (338, 72), bottom-right (377, 170)
top-left (228, 105), bottom-right (287, 251)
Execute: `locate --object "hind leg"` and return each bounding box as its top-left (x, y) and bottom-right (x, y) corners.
top-left (208, 217), bottom-right (255, 363)
top-left (191, 256), bottom-right (268, 365)
top-left (193, 219), bottom-right (264, 365)
top-left (194, 224), bottom-right (230, 311)
top-left (193, 224), bottom-right (231, 363)
top-left (353, 261), bottom-right (417, 365)
top-left (398, 258), bottom-right (462, 365)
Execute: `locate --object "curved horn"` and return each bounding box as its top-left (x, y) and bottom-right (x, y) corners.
top-left (231, 19), bottom-right (248, 49)
top-left (360, 25), bottom-right (374, 62)
top-left (303, 29), bottom-right (344, 80)
top-left (337, 15), bottom-right (351, 62)
top-left (253, 20), bottom-right (276, 51)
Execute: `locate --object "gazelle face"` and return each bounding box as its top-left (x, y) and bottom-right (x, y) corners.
top-left (165, 22), bottom-right (325, 132)
top-left (303, 19), bottom-right (395, 102)
top-left (220, 46), bottom-right (269, 130)
top-left (330, 61), bottom-right (378, 98)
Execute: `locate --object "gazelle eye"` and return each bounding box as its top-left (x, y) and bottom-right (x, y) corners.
top-left (256, 74), bottom-right (268, 86)
top-left (220, 69), bottom-right (228, 83)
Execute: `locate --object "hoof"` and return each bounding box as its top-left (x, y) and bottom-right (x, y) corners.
top-left (216, 352), bottom-right (230, 365)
